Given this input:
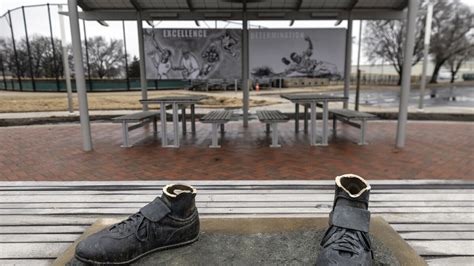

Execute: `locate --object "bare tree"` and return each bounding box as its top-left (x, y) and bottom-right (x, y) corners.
top-left (27, 36), bottom-right (64, 78)
top-left (1, 37), bottom-right (29, 78)
top-left (0, 36), bottom-right (64, 78)
top-left (429, 0), bottom-right (473, 83)
top-left (84, 36), bottom-right (124, 79)
top-left (364, 16), bottom-right (425, 85)
top-left (446, 46), bottom-right (473, 83)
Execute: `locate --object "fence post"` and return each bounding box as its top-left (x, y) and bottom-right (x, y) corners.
top-left (122, 20), bottom-right (130, 91)
top-left (8, 10), bottom-right (22, 91)
top-left (82, 19), bottom-right (93, 91)
top-left (22, 6), bottom-right (36, 91)
top-left (0, 55), bottom-right (7, 90)
top-left (47, 4), bottom-right (61, 91)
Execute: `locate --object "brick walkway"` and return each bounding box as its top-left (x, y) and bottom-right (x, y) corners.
top-left (0, 121), bottom-right (472, 181)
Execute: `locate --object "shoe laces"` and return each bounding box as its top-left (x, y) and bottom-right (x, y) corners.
top-left (110, 213), bottom-right (149, 242)
top-left (323, 227), bottom-right (368, 257)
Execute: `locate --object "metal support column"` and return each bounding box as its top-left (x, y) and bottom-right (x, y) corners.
top-left (182, 107), bottom-right (187, 134)
top-left (210, 123), bottom-right (220, 148)
top-left (82, 19), bottom-right (93, 91)
top-left (295, 104), bottom-right (299, 132)
top-left (121, 122), bottom-right (130, 148)
top-left (343, 12), bottom-right (353, 109)
top-left (122, 20), bottom-right (131, 91)
top-left (172, 103), bottom-right (180, 147)
top-left (355, 20), bottom-right (363, 111)
top-left (396, 0), bottom-right (419, 148)
top-left (241, 1), bottom-right (249, 127)
top-left (8, 10), bottom-right (22, 91)
top-left (270, 123), bottom-right (281, 148)
top-left (160, 103), bottom-right (168, 146)
top-left (321, 101), bottom-right (329, 146)
top-left (359, 120), bottom-right (368, 145)
top-left (47, 4), bottom-right (61, 91)
top-left (310, 102), bottom-right (317, 146)
top-left (68, 0), bottom-right (92, 151)
top-left (418, 3), bottom-right (433, 110)
top-left (191, 104), bottom-right (196, 133)
top-left (22, 6), bottom-right (36, 91)
top-left (304, 105), bottom-right (308, 133)
top-left (59, 5), bottom-right (73, 113)
top-left (137, 12), bottom-right (148, 110)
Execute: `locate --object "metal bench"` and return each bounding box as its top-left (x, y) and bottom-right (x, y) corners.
top-left (201, 110), bottom-right (233, 148)
top-left (257, 110), bottom-right (289, 148)
top-left (112, 111), bottom-right (159, 148)
top-left (330, 109), bottom-right (378, 145)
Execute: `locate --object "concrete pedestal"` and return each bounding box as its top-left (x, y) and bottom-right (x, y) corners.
top-left (55, 217), bottom-right (426, 266)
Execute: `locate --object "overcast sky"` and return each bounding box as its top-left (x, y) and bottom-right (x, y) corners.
top-left (1, 0), bottom-right (473, 65)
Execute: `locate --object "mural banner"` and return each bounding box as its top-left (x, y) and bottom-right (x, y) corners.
top-left (249, 29), bottom-right (346, 80)
top-left (143, 28), bottom-right (241, 80)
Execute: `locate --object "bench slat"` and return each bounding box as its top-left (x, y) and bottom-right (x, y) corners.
top-left (426, 256), bottom-right (474, 265)
top-left (0, 259), bottom-right (54, 265)
top-left (201, 111), bottom-right (232, 123)
top-left (0, 206), bottom-right (472, 216)
top-left (257, 110), bottom-right (289, 123)
top-left (1, 193), bottom-right (472, 203)
top-left (330, 109), bottom-right (377, 120)
top-left (0, 243), bottom-right (69, 259)
top-left (408, 240), bottom-right (474, 256)
top-left (112, 111), bottom-right (159, 123)
top-left (1, 213), bottom-right (472, 225)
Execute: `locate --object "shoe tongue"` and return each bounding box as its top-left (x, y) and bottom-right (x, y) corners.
top-left (336, 185), bottom-right (369, 208)
top-left (139, 197), bottom-right (171, 222)
top-left (335, 196), bottom-right (367, 209)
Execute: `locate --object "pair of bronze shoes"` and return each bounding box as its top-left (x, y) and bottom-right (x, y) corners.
top-left (75, 175), bottom-right (373, 265)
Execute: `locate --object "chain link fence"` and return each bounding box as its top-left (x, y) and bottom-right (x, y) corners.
top-left (0, 4), bottom-right (181, 92)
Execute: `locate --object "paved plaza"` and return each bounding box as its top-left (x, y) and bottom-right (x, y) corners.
top-left (0, 120), bottom-right (472, 181)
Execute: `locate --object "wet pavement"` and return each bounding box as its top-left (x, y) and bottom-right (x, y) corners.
top-left (351, 86), bottom-right (474, 108)
top-left (1, 121), bottom-right (472, 181)
top-left (252, 85), bottom-right (474, 114)
top-left (261, 86), bottom-right (474, 109)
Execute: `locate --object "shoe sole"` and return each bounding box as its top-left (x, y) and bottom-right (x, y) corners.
top-left (74, 235), bottom-right (199, 265)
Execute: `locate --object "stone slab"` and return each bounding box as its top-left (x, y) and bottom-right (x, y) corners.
top-left (54, 217), bottom-right (426, 266)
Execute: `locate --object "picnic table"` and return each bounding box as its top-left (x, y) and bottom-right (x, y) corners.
top-left (140, 95), bottom-right (207, 148)
top-left (280, 94), bottom-right (348, 146)
top-left (1, 180), bottom-right (472, 265)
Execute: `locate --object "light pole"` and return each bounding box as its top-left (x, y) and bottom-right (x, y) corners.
top-left (355, 20), bottom-right (363, 111)
top-left (418, 3), bottom-right (433, 111)
top-left (58, 5), bottom-right (74, 113)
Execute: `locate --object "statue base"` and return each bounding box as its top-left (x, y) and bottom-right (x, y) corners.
top-left (54, 217), bottom-right (425, 266)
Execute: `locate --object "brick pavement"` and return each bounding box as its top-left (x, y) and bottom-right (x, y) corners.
top-left (0, 121), bottom-right (472, 181)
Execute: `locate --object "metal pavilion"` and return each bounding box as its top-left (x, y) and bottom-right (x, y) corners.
top-left (65, 0), bottom-right (418, 151)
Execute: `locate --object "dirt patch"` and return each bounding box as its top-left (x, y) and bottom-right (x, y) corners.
top-left (199, 96), bottom-right (276, 108)
top-left (0, 91), bottom-right (278, 113)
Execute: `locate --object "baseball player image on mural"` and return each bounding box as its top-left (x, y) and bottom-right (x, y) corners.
top-left (249, 29), bottom-right (345, 80)
top-left (143, 29), bottom-right (242, 80)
